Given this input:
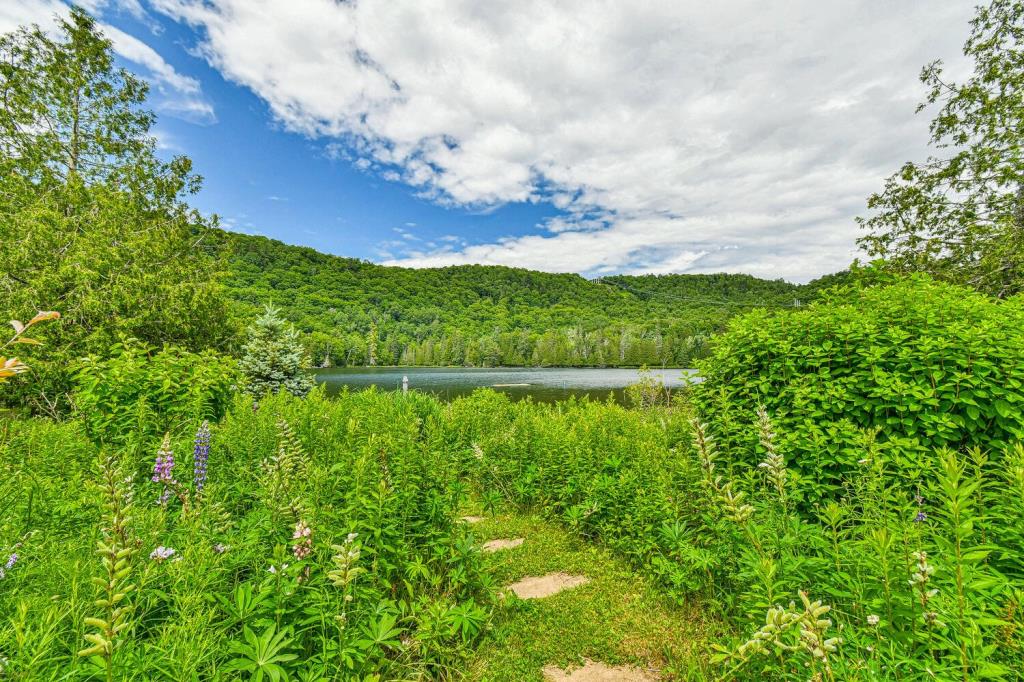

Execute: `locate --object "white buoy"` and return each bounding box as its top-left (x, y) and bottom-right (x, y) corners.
top-left (402, 375), bottom-right (409, 394)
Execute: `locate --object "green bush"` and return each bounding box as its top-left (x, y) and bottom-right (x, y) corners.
top-left (73, 340), bottom-right (239, 448)
top-left (694, 276), bottom-right (1024, 501)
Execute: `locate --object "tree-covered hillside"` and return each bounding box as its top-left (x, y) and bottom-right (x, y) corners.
top-left (219, 230), bottom-right (806, 367)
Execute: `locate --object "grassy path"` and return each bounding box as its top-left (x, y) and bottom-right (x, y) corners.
top-left (464, 512), bottom-right (718, 681)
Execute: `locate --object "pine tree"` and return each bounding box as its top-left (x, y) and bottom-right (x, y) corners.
top-left (239, 306), bottom-right (314, 397)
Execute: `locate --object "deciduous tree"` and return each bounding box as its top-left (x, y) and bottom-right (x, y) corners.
top-left (859, 0), bottom-right (1024, 297)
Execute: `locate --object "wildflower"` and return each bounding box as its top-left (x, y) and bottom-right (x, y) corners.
top-left (858, 458), bottom-right (870, 465)
top-left (866, 614), bottom-right (880, 626)
top-left (152, 435), bottom-right (178, 505)
top-left (328, 533), bottom-right (364, 592)
top-left (213, 543), bottom-right (229, 554)
top-left (913, 511), bottom-right (927, 523)
top-left (909, 551), bottom-right (944, 627)
top-left (150, 546), bottom-right (176, 562)
top-left (0, 553), bottom-right (16, 580)
top-left (193, 421), bottom-right (211, 493)
top-left (268, 563), bottom-right (288, 574)
top-left (471, 443), bottom-right (484, 460)
top-left (757, 405), bottom-right (788, 500)
top-left (292, 520), bottom-right (313, 560)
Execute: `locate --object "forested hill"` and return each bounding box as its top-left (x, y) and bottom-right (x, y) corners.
top-left (217, 230), bottom-right (809, 367)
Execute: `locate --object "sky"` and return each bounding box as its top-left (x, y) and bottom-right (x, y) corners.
top-left (3, 1), bottom-right (977, 282)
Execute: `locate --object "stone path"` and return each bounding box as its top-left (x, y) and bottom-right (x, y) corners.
top-left (468, 511), bottom-right (670, 680)
top-left (482, 537), bottom-right (524, 553)
top-left (542, 660), bottom-right (659, 682)
top-left (507, 572), bottom-right (590, 599)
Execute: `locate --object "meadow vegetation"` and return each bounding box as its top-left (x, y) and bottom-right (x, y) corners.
top-left (3, 1), bottom-right (1024, 680)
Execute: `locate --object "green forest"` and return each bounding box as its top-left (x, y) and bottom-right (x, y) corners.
top-left (3, 2), bottom-right (1024, 681)
top-left (218, 229), bottom-right (814, 368)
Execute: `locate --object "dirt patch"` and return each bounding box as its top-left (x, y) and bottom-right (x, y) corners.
top-left (507, 573), bottom-right (590, 599)
top-left (542, 659), bottom-right (659, 682)
top-left (482, 538), bottom-right (524, 553)
top-left (460, 515), bottom-right (485, 524)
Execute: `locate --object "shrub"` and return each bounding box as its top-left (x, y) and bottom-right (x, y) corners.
top-left (73, 340), bottom-right (239, 449)
top-left (693, 276), bottom-right (1024, 502)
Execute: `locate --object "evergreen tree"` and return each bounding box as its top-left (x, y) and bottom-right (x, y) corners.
top-left (239, 306), bottom-right (314, 398)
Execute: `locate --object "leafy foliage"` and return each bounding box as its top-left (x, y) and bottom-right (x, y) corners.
top-left (693, 276), bottom-right (1024, 503)
top-left (72, 340), bottom-right (239, 449)
top-left (440, 394), bottom-right (1024, 678)
top-left (0, 9), bottom-right (231, 413)
top-left (859, 0), bottom-right (1024, 297)
top-left (0, 388), bottom-right (492, 680)
top-left (0, 310), bottom-right (58, 384)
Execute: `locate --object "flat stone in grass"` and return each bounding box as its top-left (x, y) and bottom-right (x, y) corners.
top-left (542, 659), bottom-right (659, 682)
top-left (460, 515), bottom-right (485, 524)
top-left (482, 538), bottom-right (524, 553)
top-left (507, 572), bottom-right (590, 599)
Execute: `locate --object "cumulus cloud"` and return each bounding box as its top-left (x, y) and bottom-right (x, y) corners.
top-left (155, 1), bottom-right (970, 278)
top-left (3, 1), bottom-right (214, 124)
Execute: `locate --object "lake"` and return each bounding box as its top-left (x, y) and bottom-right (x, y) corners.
top-left (315, 366), bottom-right (699, 403)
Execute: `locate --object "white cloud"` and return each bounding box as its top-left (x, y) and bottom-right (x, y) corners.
top-left (152, 1), bottom-right (972, 279)
top-left (3, 1), bottom-right (214, 124)
top-left (102, 24), bottom-right (214, 123)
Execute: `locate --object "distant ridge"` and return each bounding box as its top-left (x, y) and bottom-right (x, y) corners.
top-left (213, 229), bottom-right (833, 368)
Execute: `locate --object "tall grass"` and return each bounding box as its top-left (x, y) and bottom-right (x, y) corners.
top-left (439, 389), bottom-right (1024, 679)
top-left (0, 387), bottom-right (491, 680)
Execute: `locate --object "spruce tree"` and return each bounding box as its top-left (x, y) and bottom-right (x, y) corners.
top-left (239, 306), bottom-right (315, 398)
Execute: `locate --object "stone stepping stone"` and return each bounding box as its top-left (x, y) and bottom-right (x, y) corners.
top-left (482, 537), bottom-right (524, 553)
top-left (542, 659), bottom-right (658, 682)
top-left (507, 572), bottom-right (590, 599)
top-left (460, 515), bottom-right (485, 524)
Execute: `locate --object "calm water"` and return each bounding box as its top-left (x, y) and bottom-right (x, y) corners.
top-left (315, 366), bottom-right (699, 403)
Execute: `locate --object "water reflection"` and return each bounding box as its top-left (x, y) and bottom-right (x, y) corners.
top-left (315, 366), bottom-right (699, 404)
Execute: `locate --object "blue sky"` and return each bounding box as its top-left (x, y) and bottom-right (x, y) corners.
top-left (5, 1), bottom-right (975, 281)
top-left (72, 2), bottom-right (566, 263)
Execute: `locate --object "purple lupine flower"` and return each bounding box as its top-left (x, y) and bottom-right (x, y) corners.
top-left (150, 546), bottom-right (176, 562)
top-left (914, 511), bottom-right (927, 523)
top-left (0, 553), bottom-right (15, 580)
top-left (152, 435), bottom-right (177, 505)
top-left (193, 421), bottom-right (211, 493)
